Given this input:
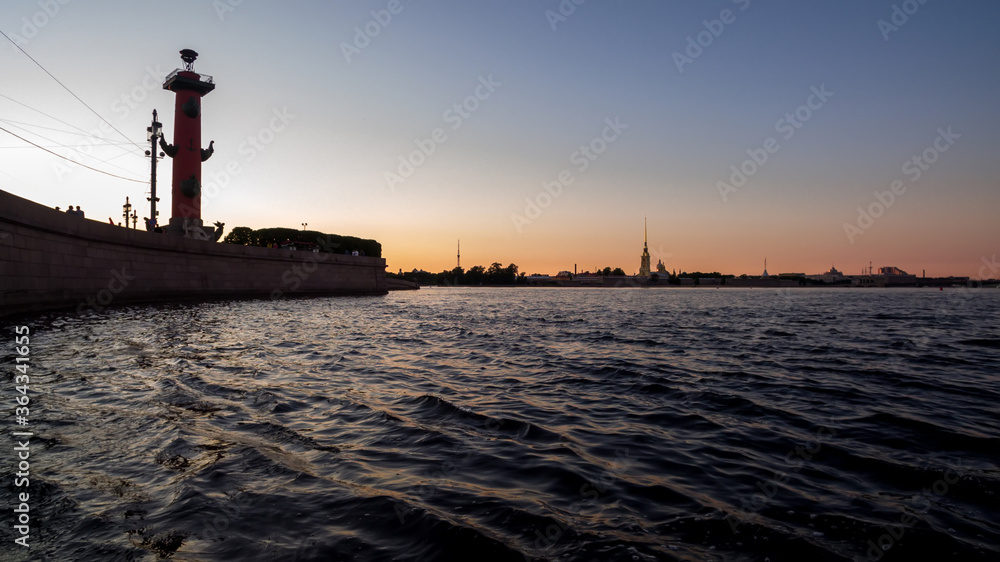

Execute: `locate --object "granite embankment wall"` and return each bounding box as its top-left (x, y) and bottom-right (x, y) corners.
top-left (386, 278), bottom-right (419, 290)
top-left (0, 189), bottom-right (386, 316)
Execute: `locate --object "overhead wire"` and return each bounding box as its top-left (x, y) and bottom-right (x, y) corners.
top-left (0, 28), bottom-right (147, 155)
top-left (0, 95), bottom-right (147, 160)
top-left (0, 143), bottom-right (137, 148)
top-left (0, 119), bottom-right (147, 178)
top-left (0, 118), bottom-right (142, 144)
top-left (0, 28), bottom-right (155, 185)
top-left (0, 125), bottom-right (147, 184)
top-left (0, 93), bottom-right (105, 139)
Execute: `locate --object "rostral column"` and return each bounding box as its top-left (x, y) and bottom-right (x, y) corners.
top-left (160, 49), bottom-right (215, 238)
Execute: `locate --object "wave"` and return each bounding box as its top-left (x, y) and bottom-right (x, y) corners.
top-left (13, 288), bottom-right (1000, 560)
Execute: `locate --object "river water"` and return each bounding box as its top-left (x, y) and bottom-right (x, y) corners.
top-left (3, 287), bottom-right (999, 561)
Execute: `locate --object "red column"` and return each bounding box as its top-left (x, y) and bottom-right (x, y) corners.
top-left (161, 51), bottom-right (215, 233)
top-left (169, 74), bottom-right (206, 220)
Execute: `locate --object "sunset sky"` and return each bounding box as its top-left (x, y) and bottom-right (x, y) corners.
top-left (2, 1), bottom-right (998, 277)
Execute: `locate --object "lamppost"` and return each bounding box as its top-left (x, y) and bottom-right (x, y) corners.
top-left (123, 197), bottom-right (132, 229)
top-left (301, 223), bottom-right (308, 231)
top-left (145, 110), bottom-right (163, 230)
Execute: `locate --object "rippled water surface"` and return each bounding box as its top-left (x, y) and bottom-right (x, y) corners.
top-left (3, 287), bottom-right (1000, 561)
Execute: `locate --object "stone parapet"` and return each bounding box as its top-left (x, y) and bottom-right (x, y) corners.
top-left (0, 189), bottom-right (387, 316)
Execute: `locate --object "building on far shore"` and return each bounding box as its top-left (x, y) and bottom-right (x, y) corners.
top-left (851, 265), bottom-right (917, 287)
top-left (638, 217), bottom-right (651, 278)
top-left (808, 265), bottom-right (850, 285)
top-left (879, 266), bottom-right (907, 276)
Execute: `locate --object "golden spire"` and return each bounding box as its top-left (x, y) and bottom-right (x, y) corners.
top-left (639, 216), bottom-right (651, 278)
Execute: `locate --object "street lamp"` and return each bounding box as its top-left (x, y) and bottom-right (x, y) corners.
top-left (122, 196), bottom-right (132, 229)
top-left (146, 114), bottom-right (161, 142)
top-left (301, 223), bottom-right (308, 231)
top-left (145, 110), bottom-right (163, 230)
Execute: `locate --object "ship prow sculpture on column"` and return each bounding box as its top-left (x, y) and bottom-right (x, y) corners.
top-left (159, 49), bottom-right (219, 240)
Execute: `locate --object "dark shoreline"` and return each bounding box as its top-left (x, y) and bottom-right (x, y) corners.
top-left (0, 189), bottom-right (387, 317)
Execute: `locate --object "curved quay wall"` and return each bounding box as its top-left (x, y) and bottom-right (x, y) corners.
top-left (0, 189), bottom-right (387, 316)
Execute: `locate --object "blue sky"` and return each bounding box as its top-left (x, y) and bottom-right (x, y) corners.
top-left (2, 1), bottom-right (998, 276)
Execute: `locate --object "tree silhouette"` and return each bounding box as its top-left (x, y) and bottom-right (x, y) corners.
top-left (466, 265), bottom-right (486, 284)
top-left (487, 262), bottom-right (504, 283)
top-left (223, 226), bottom-right (254, 245)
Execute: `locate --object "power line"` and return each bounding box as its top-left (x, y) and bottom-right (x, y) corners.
top-left (0, 28), bottom-right (146, 154)
top-left (0, 118), bottom-right (141, 144)
top-left (0, 167), bottom-right (30, 191)
top-left (0, 94), bottom-right (145, 163)
top-left (0, 125), bottom-right (147, 184)
top-left (0, 93), bottom-right (98, 138)
top-left (0, 142), bottom-right (137, 149)
top-left (0, 119), bottom-right (145, 178)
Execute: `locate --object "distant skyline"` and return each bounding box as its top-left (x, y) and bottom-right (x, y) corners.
top-left (1, 1), bottom-right (998, 278)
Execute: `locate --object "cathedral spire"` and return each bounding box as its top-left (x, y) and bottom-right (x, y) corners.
top-left (639, 216), bottom-right (651, 278)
